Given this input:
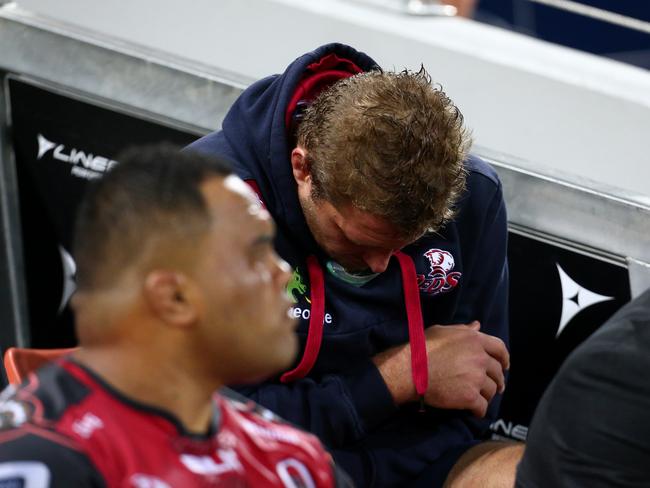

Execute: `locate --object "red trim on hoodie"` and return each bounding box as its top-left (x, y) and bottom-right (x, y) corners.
top-left (284, 53), bottom-right (363, 130)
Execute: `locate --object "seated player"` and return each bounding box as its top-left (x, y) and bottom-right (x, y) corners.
top-left (188, 43), bottom-right (522, 487)
top-left (0, 144), bottom-right (351, 487)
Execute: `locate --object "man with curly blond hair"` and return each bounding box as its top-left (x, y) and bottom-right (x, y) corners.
top-left (189, 43), bottom-right (521, 487)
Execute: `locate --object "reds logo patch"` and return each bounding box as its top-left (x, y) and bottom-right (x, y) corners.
top-left (417, 249), bottom-right (461, 295)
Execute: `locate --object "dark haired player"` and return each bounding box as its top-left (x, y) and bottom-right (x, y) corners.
top-left (0, 145), bottom-right (351, 487)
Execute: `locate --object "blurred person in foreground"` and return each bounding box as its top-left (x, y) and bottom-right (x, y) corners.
top-left (517, 287), bottom-right (650, 487)
top-left (0, 145), bottom-right (351, 487)
top-left (188, 43), bottom-right (522, 487)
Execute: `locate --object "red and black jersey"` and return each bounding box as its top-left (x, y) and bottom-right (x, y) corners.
top-left (0, 359), bottom-right (352, 487)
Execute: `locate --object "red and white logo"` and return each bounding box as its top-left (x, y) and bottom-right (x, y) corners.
top-left (417, 249), bottom-right (461, 295)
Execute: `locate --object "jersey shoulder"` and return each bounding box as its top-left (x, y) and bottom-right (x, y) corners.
top-left (0, 361), bottom-right (92, 431)
top-left (0, 369), bottom-right (105, 488)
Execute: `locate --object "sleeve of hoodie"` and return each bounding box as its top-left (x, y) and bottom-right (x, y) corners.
top-left (449, 165), bottom-right (510, 436)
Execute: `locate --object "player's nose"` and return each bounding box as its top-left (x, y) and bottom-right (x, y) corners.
top-left (363, 250), bottom-right (393, 274)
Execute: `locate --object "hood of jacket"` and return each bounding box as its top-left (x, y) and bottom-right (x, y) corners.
top-left (217, 43), bottom-right (379, 254)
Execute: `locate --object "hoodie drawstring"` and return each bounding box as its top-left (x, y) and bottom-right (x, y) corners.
top-left (280, 255), bottom-right (325, 383)
top-left (393, 251), bottom-right (429, 407)
top-left (280, 253), bottom-right (429, 408)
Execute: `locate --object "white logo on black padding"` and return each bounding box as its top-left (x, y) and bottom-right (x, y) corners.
top-left (556, 263), bottom-right (614, 337)
top-left (34, 133), bottom-right (118, 180)
top-left (58, 246), bottom-right (77, 314)
top-left (489, 418), bottom-right (528, 441)
top-left (36, 134), bottom-right (56, 160)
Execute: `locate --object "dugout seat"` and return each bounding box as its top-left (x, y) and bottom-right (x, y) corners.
top-left (3, 347), bottom-right (78, 385)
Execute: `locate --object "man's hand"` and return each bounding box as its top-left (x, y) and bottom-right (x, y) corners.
top-left (372, 322), bottom-right (509, 417)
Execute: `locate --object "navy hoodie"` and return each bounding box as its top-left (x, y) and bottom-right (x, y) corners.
top-left (187, 43), bottom-right (509, 487)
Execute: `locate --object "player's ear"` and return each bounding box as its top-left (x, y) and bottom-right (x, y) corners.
top-left (143, 270), bottom-right (199, 328)
top-left (290, 146), bottom-right (311, 186)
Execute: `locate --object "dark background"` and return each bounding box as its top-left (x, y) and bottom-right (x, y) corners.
top-left (497, 232), bottom-right (630, 434)
top-left (8, 78), bottom-right (200, 348)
